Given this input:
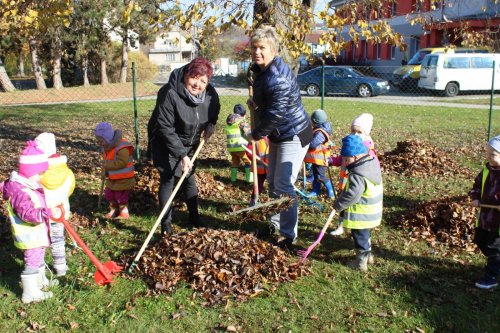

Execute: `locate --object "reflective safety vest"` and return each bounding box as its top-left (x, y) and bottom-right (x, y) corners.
top-left (255, 138), bottom-right (269, 175)
top-left (225, 120), bottom-right (244, 153)
top-left (338, 163), bottom-right (348, 192)
top-left (6, 193), bottom-right (50, 250)
top-left (343, 177), bottom-right (383, 229)
top-left (104, 139), bottom-right (135, 180)
top-left (304, 128), bottom-right (332, 166)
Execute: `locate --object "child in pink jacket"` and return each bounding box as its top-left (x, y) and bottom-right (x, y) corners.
top-left (1, 141), bottom-right (62, 303)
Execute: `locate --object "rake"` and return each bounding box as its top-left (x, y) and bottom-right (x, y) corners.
top-left (230, 144), bottom-right (292, 216)
top-left (293, 185), bottom-right (324, 211)
top-left (128, 138), bottom-right (205, 274)
top-left (297, 208), bottom-right (336, 262)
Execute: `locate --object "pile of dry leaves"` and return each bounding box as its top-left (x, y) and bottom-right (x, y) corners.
top-left (399, 196), bottom-right (477, 251)
top-left (129, 228), bottom-right (310, 305)
top-left (380, 140), bottom-right (473, 178)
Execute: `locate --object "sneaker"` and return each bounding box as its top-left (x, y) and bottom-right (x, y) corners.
top-left (115, 206), bottom-right (129, 219)
top-left (475, 275), bottom-right (498, 289)
top-left (330, 225), bottom-right (344, 236)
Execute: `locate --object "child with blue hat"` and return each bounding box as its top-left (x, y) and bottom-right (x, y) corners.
top-left (225, 104), bottom-right (252, 183)
top-left (330, 134), bottom-right (383, 272)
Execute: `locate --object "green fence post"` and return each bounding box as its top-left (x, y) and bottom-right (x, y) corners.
top-left (321, 59), bottom-right (325, 110)
top-left (132, 62), bottom-right (140, 162)
top-left (488, 60), bottom-right (496, 141)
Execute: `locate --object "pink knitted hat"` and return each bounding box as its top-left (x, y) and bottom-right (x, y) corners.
top-left (18, 140), bottom-right (49, 178)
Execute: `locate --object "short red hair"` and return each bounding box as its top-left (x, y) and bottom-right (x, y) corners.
top-left (184, 57), bottom-right (213, 81)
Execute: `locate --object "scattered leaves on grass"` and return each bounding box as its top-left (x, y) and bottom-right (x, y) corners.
top-left (123, 228), bottom-right (310, 306)
top-left (380, 140), bottom-right (473, 178)
top-left (398, 195), bottom-right (477, 251)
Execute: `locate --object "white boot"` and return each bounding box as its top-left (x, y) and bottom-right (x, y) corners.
top-left (38, 265), bottom-right (59, 289)
top-left (53, 263), bottom-right (68, 277)
top-left (21, 273), bottom-right (53, 304)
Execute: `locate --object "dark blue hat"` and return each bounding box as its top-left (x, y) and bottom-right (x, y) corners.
top-left (311, 109), bottom-right (327, 125)
top-left (234, 104), bottom-right (246, 116)
top-left (340, 134), bottom-right (368, 157)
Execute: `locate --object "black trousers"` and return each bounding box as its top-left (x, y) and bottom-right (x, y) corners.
top-left (474, 227), bottom-right (500, 277)
top-left (158, 170), bottom-right (199, 225)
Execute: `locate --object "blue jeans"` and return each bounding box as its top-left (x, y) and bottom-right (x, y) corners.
top-left (268, 136), bottom-right (309, 240)
top-left (352, 228), bottom-right (371, 251)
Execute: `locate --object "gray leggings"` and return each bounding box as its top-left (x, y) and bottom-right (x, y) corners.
top-left (50, 222), bottom-right (66, 266)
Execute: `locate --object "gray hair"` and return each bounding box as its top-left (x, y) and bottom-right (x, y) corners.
top-left (250, 25), bottom-right (279, 53)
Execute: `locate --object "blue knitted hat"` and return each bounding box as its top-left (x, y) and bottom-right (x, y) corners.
top-left (234, 104), bottom-right (246, 116)
top-left (340, 134), bottom-right (368, 157)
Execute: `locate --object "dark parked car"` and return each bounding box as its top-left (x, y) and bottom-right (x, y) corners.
top-left (297, 66), bottom-right (390, 97)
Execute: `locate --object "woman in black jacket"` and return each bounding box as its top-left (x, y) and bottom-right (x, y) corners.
top-left (148, 57), bottom-right (220, 234)
top-left (247, 25), bottom-right (313, 248)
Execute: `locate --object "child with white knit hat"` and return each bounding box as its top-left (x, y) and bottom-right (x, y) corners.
top-left (329, 113), bottom-right (378, 236)
top-left (35, 132), bottom-right (76, 277)
top-left (95, 122), bottom-right (136, 219)
top-left (1, 140), bottom-right (63, 303)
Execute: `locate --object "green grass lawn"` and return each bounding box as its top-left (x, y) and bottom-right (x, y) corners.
top-left (1, 98), bottom-right (499, 332)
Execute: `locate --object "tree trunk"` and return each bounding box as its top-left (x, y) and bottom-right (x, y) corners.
top-left (119, 30), bottom-right (129, 83)
top-left (52, 31), bottom-right (63, 89)
top-left (29, 38), bottom-right (47, 90)
top-left (0, 58), bottom-right (16, 92)
top-left (17, 52), bottom-right (25, 77)
top-left (100, 58), bottom-right (109, 85)
top-left (82, 55), bottom-right (90, 87)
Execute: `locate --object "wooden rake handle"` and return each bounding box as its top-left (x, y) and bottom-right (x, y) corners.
top-left (128, 138), bottom-right (205, 273)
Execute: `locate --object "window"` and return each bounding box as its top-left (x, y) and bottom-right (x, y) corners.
top-left (391, 0), bottom-right (397, 15)
top-left (471, 57), bottom-right (494, 68)
top-left (413, 0), bottom-right (422, 12)
top-left (444, 57), bottom-right (470, 69)
top-left (165, 53), bottom-right (175, 61)
top-left (423, 55), bottom-right (438, 67)
top-left (391, 45), bottom-right (396, 59)
top-left (376, 44), bottom-right (381, 60)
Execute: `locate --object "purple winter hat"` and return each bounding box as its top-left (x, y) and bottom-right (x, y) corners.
top-left (95, 122), bottom-right (114, 144)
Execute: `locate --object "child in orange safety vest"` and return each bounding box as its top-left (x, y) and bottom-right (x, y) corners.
top-left (94, 122), bottom-right (135, 219)
top-left (304, 109), bottom-right (335, 199)
top-left (245, 136), bottom-right (269, 206)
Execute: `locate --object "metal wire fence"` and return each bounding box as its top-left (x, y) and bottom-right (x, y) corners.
top-left (1, 61), bottom-right (498, 136)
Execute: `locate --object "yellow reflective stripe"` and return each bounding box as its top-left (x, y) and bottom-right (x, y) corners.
top-left (343, 178), bottom-right (383, 229)
top-left (6, 199), bottom-right (49, 250)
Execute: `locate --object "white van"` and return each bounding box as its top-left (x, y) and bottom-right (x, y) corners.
top-left (418, 53), bottom-right (500, 97)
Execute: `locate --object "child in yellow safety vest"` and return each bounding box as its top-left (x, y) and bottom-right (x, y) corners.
top-left (330, 134), bottom-right (383, 272)
top-left (225, 104), bottom-right (252, 183)
top-left (1, 140), bottom-right (63, 303)
top-left (245, 136), bottom-right (269, 206)
top-left (94, 122), bottom-right (136, 219)
top-left (35, 132), bottom-right (76, 277)
top-left (304, 109), bottom-right (335, 199)
top-left (469, 135), bottom-right (500, 289)
top-left (329, 113), bottom-right (378, 236)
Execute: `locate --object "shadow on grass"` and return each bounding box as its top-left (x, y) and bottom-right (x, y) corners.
top-left (373, 247), bottom-right (498, 332)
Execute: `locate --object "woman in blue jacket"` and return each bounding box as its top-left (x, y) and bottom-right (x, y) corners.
top-left (247, 25), bottom-right (313, 248)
